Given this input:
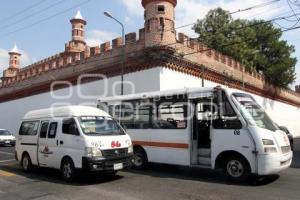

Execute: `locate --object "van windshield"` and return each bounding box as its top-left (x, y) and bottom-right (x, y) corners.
top-left (0, 130), bottom-right (11, 136)
top-left (232, 93), bottom-right (278, 132)
top-left (79, 116), bottom-right (125, 136)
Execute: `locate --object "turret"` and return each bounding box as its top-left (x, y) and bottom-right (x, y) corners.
top-left (65, 10), bottom-right (87, 53)
top-left (2, 44), bottom-right (21, 79)
top-left (142, 0), bottom-right (177, 47)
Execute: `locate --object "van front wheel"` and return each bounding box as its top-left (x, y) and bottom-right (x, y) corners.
top-left (61, 158), bottom-right (76, 182)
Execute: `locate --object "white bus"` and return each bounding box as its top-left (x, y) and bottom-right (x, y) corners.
top-left (97, 86), bottom-right (293, 182)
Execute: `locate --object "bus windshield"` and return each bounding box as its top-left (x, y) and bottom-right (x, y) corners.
top-left (79, 116), bottom-right (125, 136)
top-left (232, 93), bottom-right (278, 132)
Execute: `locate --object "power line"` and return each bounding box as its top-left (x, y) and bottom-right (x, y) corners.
top-left (0, 0), bottom-right (66, 31)
top-left (0, 0), bottom-right (46, 23)
top-left (181, 25), bottom-right (300, 57)
top-left (287, 0), bottom-right (300, 21)
top-left (172, 0), bottom-right (282, 32)
top-left (0, 0), bottom-right (91, 38)
top-left (230, 0), bottom-right (280, 15)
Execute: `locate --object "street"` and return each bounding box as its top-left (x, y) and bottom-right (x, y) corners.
top-left (0, 146), bottom-right (299, 200)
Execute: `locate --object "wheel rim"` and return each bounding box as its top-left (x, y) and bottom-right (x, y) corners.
top-left (226, 160), bottom-right (244, 178)
top-left (134, 154), bottom-right (143, 167)
top-left (63, 162), bottom-right (72, 179)
top-left (23, 156), bottom-right (29, 170)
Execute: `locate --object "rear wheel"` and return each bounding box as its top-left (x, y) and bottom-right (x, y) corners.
top-left (133, 147), bottom-right (148, 169)
top-left (21, 153), bottom-right (33, 172)
top-left (223, 155), bottom-right (251, 182)
top-left (61, 158), bottom-right (76, 182)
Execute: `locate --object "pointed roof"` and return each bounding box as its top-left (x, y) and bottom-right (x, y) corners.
top-left (9, 43), bottom-right (21, 54)
top-left (74, 10), bottom-right (84, 20)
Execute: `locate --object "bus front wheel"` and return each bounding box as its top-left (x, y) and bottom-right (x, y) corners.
top-left (133, 147), bottom-right (148, 169)
top-left (223, 155), bottom-right (250, 182)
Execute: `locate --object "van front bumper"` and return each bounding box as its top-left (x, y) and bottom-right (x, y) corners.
top-left (257, 151), bottom-right (293, 175)
top-left (82, 155), bottom-right (134, 172)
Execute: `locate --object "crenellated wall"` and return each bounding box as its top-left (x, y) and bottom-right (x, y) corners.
top-left (0, 28), bottom-right (146, 93)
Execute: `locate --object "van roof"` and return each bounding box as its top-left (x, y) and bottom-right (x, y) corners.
top-left (23, 106), bottom-right (110, 120)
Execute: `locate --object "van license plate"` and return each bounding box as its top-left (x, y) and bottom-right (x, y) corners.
top-left (113, 163), bottom-right (123, 170)
top-left (5, 141), bottom-right (10, 144)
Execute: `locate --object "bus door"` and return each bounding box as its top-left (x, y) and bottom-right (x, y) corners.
top-left (190, 92), bottom-right (215, 166)
top-left (211, 89), bottom-right (255, 170)
top-left (38, 121), bottom-right (49, 167)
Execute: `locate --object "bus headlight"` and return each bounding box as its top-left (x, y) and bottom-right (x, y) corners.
top-left (264, 147), bottom-right (277, 153)
top-left (262, 139), bottom-right (274, 146)
top-left (128, 145), bottom-right (133, 154)
top-left (85, 147), bottom-right (102, 157)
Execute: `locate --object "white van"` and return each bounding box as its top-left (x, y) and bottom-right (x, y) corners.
top-left (15, 106), bottom-right (134, 181)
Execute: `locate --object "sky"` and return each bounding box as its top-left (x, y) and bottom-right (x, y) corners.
top-left (0, 0), bottom-right (300, 88)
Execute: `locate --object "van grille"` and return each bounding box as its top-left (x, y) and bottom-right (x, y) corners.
top-left (102, 148), bottom-right (128, 159)
top-left (281, 146), bottom-right (291, 154)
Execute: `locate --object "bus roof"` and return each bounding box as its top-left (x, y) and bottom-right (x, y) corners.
top-left (23, 106), bottom-right (110, 120)
top-left (98, 87), bottom-right (226, 103)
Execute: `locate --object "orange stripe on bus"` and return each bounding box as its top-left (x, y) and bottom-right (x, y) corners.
top-left (132, 141), bottom-right (189, 149)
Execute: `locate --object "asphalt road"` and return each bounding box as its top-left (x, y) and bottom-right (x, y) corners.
top-left (1, 146), bottom-right (300, 200)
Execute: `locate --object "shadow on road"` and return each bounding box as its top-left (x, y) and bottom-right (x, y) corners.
top-left (0, 163), bottom-right (124, 186)
top-left (291, 151), bottom-right (300, 168)
top-left (125, 163), bottom-right (280, 187)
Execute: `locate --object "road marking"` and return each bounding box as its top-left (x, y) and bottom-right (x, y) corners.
top-left (0, 159), bottom-right (15, 163)
top-left (0, 170), bottom-right (15, 177)
top-left (0, 151), bottom-right (14, 155)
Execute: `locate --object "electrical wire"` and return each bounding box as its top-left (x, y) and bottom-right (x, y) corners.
top-left (0, 0), bottom-right (66, 31)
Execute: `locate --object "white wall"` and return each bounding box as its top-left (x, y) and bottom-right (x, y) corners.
top-left (159, 68), bottom-right (300, 139)
top-left (0, 68), bottom-right (161, 135)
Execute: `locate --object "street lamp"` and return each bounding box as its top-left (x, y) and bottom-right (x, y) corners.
top-left (104, 11), bottom-right (125, 96)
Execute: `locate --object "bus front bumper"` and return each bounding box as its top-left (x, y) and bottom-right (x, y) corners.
top-left (82, 155), bottom-right (135, 172)
top-left (257, 151), bottom-right (293, 175)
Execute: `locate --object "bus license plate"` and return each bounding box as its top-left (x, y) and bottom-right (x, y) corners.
top-left (113, 163), bottom-right (123, 170)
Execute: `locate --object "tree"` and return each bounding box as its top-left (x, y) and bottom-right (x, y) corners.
top-left (193, 8), bottom-right (297, 88)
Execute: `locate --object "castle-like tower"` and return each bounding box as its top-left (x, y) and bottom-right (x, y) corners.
top-left (65, 10), bottom-right (87, 53)
top-left (142, 0), bottom-right (177, 47)
top-left (2, 44), bottom-right (21, 79)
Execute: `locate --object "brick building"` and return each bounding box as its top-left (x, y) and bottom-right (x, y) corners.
top-left (0, 0), bottom-right (300, 147)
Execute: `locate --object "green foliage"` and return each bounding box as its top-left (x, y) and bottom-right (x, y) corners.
top-left (193, 8), bottom-right (297, 88)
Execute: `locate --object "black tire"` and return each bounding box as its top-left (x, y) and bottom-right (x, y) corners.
top-left (21, 153), bottom-right (33, 172)
top-left (61, 157), bottom-right (76, 182)
top-left (133, 147), bottom-right (148, 170)
top-left (223, 155), bottom-right (251, 183)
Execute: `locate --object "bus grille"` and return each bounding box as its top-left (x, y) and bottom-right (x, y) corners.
top-left (102, 148), bottom-right (128, 159)
top-left (281, 146), bottom-right (291, 154)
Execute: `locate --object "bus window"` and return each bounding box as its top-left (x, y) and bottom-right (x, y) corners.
top-left (213, 91), bottom-right (242, 130)
top-left (153, 96), bottom-right (187, 129)
top-left (110, 101), bottom-right (151, 129)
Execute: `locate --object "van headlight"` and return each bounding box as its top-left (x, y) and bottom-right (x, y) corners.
top-left (264, 147), bottom-right (277, 153)
top-left (128, 145), bottom-right (133, 154)
top-left (85, 147), bottom-right (102, 157)
top-left (262, 139), bottom-right (274, 146)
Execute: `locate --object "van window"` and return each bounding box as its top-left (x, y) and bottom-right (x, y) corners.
top-left (19, 121), bottom-right (40, 136)
top-left (39, 122), bottom-right (49, 138)
top-left (62, 118), bottom-right (79, 136)
top-left (48, 122), bottom-right (58, 139)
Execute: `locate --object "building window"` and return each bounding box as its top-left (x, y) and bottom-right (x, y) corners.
top-left (157, 5), bottom-right (165, 13)
top-left (146, 20), bottom-right (151, 32)
top-left (159, 17), bottom-right (164, 27)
